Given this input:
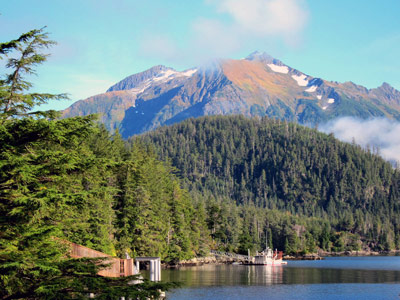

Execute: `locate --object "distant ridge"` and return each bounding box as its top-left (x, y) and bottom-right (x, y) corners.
top-left (63, 51), bottom-right (400, 138)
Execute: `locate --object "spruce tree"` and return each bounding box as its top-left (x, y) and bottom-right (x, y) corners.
top-left (0, 28), bottom-right (66, 120)
top-left (0, 29), bottom-right (174, 299)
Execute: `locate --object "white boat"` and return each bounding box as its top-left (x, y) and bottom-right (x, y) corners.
top-left (252, 247), bottom-right (287, 265)
top-left (246, 230), bottom-right (287, 265)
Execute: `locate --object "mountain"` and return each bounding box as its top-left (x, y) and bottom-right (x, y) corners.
top-left (63, 51), bottom-right (400, 138)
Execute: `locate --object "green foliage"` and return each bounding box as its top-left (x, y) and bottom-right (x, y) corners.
top-left (114, 143), bottom-right (209, 262)
top-left (138, 115), bottom-right (400, 253)
top-left (238, 229), bottom-right (254, 255)
top-left (0, 30), bottom-right (194, 299)
top-left (2, 255), bottom-right (175, 300)
top-left (36, 257), bottom-right (177, 300)
top-left (0, 116), bottom-right (192, 298)
top-left (0, 117), bottom-right (111, 298)
top-left (3, 26), bottom-right (399, 298)
top-left (0, 28), bottom-right (66, 120)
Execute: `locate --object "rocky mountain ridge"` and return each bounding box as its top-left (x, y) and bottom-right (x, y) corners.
top-left (63, 51), bottom-right (400, 138)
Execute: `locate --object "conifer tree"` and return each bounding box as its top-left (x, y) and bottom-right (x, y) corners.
top-left (139, 115), bottom-right (400, 253)
top-left (0, 28), bottom-right (66, 120)
top-left (0, 29), bottom-right (175, 299)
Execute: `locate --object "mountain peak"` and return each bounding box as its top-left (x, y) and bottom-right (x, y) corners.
top-left (372, 82), bottom-right (400, 103)
top-left (245, 51), bottom-right (274, 62)
top-left (63, 53), bottom-right (400, 137)
top-left (107, 65), bottom-right (174, 92)
top-left (375, 82), bottom-right (400, 96)
top-left (379, 82), bottom-right (394, 90)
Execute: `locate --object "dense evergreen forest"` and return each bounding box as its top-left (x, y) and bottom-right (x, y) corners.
top-left (2, 27), bottom-right (400, 299)
top-left (0, 28), bottom-right (194, 299)
top-left (0, 115), bottom-right (205, 298)
top-left (1, 116), bottom-right (208, 259)
top-left (137, 115), bottom-right (400, 254)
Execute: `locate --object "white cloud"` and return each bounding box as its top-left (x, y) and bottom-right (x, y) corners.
top-left (190, 18), bottom-right (242, 61)
top-left (139, 0), bottom-right (309, 65)
top-left (213, 0), bottom-right (309, 38)
top-left (188, 0), bottom-right (309, 61)
top-left (320, 117), bottom-right (400, 164)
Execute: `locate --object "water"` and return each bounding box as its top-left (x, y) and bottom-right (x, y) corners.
top-left (162, 256), bottom-right (400, 299)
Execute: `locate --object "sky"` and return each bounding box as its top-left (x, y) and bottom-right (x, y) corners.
top-left (1, 0), bottom-right (400, 112)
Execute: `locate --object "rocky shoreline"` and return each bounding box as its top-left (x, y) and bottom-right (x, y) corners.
top-left (170, 254), bottom-right (322, 267)
top-left (167, 256), bottom-right (231, 268)
top-left (318, 249), bottom-right (400, 257)
top-left (283, 253), bottom-right (323, 260)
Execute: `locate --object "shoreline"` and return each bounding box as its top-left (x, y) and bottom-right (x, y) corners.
top-left (318, 249), bottom-right (400, 257)
top-left (168, 250), bottom-right (400, 267)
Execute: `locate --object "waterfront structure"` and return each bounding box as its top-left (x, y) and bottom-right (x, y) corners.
top-left (69, 242), bottom-right (137, 277)
top-left (69, 242), bottom-right (161, 280)
top-left (135, 257), bottom-right (162, 282)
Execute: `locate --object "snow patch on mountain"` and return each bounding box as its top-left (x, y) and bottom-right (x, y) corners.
top-left (305, 85), bottom-right (317, 93)
top-left (153, 69), bottom-right (179, 82)
top-left (152, 68), bottom-right (197, 83)
top-left (182, 69), bottom-right (198, 77)
top-left (317, 95), bottom-right (322, 100)
top-left (328, 98), bottom-right (335, 104)
top-left (292, 74), bottom-right (308, 86)
top-left (124, 82), bottom-right (152, 97)
top-left (136, 83), bottom-right (151, 93)
top-left (267, 63), bottom-right (289, 74)
top-left (129, 79), bottom-right (152, 94)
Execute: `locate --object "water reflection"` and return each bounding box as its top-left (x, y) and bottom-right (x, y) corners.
top-left (283, 267), bottom-right (400, 284)
top-left (162, 257), bottom-right (400, 287)
top-left (245, 265), bottom-right (283, 285)
top-left (162, 265), bottom-right (284, 286)
top-left (165, 257), bottom-right (400, 300)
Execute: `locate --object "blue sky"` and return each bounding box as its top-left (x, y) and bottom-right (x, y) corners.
top-left (1, 0), bottom-right (400, 111)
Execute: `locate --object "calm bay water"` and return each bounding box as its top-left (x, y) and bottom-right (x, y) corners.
top-left (162, 256), bottom-right (400, 299)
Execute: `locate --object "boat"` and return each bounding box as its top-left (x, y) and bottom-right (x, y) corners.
top-left (252, 247), bottom-right (287, 265)
top-left (245, 230), bottom-right (287, 265)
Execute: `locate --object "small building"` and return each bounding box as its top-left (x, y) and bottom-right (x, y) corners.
top-left (67, 241), bottom-right (162, 281)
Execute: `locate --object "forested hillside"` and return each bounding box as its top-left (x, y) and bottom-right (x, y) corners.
top-left (137, 115), bottom-right (400, 253)
top-left (1, 116), bottom-right (208, 259)
top-left (1, 28), bottom-right (197, 299)
top-left (1, 116), bottom-right (205, 298)
top-left (3, 26), bottom-right (400, 300)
